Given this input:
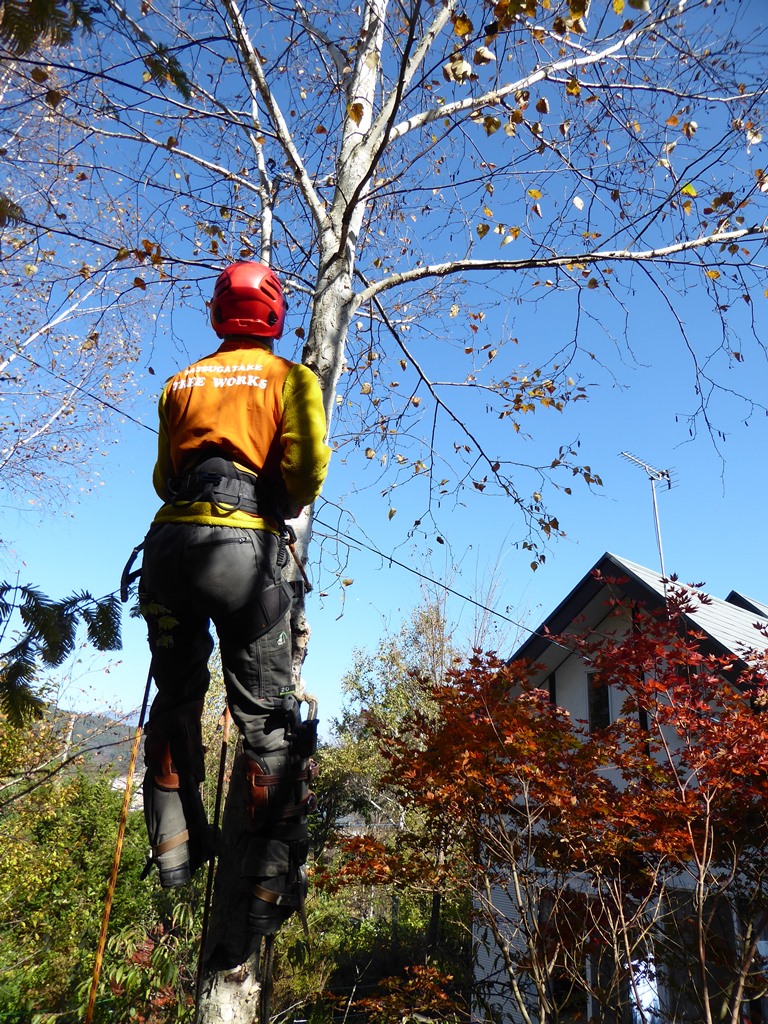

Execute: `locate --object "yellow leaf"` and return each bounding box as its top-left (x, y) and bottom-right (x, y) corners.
top-left (612, 0), bottom-right (624, 12)
top-left (680, 182), bottom-right (697, 197)
top-left (347, 102), bottom-right (364, 125)
top-left (453, 12), bottom-right (473, 36)
top-left (341, 578), bottom-right (354, 587)
top-left (528, 188), bottom-right (542, 200)
top-left (566, 77), bottom-right (581, 97)
top-left (705, 269), bottom-right (721, 280)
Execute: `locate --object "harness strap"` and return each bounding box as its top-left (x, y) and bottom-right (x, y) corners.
top-left (167, 454), bottom-right (274, 518)
top-left (252, 882), bottom-right (302, 908)
top-left (154, 829), bottom-right (189, 857)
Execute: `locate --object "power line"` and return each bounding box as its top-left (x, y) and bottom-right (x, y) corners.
top-left (11, 350), bottom-right (158, 435)
top-left (313, 511), bottom-right (537, 637)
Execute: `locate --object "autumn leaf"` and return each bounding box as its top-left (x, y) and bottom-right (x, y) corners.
top-left (476, 222), bottom-right (490, 238)
top-left (347, 101), bottom-right (364, 125)
top-left (705, 269), bottom-right (721, 280)
top-left (443, 52), bottom-right (473, 83)
top-left (453, 12), bottom-right (473, 36)
top-left (473, 46), bottom-right (496, 65)
top-left (680, 183), bottom-right (697, 197)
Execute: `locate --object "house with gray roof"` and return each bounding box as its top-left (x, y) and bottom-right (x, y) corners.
top-left (474, 552), bottom-right (768, 1024)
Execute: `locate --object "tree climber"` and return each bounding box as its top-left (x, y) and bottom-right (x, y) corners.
top-left (138, 261), bottom-right (331, 937)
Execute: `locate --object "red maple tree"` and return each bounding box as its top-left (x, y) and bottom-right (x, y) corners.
top-left (330, 582), bottom-right (768, 1024)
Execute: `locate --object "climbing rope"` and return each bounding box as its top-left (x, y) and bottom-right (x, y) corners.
top-left (84, 664), bottom-right (153, 1024)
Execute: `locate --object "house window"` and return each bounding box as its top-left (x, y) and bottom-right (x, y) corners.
top-left (547, 671), bottom-right (557, 705)
top-left (587, 671), bottom-right (612, 732)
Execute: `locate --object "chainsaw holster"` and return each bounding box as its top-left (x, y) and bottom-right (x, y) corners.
top-left (243, 695), bottom-right (318, 936)
top-left (142, 701), bottom-right (213, 887)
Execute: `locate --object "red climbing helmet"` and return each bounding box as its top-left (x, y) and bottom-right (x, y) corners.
top-left (209, 261), bottom-right (287, 339)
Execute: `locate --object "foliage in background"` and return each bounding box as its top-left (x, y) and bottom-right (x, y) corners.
top-left (0, 582), bottom-right (121, 725)
top-left (335, 585), bottom-right (768, 1023)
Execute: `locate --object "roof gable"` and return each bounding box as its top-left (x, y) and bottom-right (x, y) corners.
top-left (510, 552), bottom-right (768, 671)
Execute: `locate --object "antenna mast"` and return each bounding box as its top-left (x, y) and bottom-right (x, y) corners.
top-left (619, 452), bottom-right (673, 580)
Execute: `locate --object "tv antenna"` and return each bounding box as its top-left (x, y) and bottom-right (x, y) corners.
top-left (619, 452), bottom-right (674, 581)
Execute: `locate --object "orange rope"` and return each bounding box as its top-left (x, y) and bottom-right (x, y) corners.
top-left (85, 666), bottom-right (152, 1024)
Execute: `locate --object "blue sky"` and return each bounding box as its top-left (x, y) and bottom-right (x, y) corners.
top-left (3, 0), bottom-right (768, 737)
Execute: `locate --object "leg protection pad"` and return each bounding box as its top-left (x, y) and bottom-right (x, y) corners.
top-left (142, 700), bottom-right (211, 887)
top-left (144, 699), bottom-right (206, 785)
top-left (142, 777), bottom-right (213, 888)
top-left (245, 753), bottom-right (317, 829)
top-left (243, 696), bottom-right (319, 936)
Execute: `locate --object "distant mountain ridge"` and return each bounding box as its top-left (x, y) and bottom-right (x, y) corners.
top-left (51, 707), bottom-right (137, 775)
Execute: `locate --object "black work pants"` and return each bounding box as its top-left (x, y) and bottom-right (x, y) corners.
top-left (139, 521), bottom-right (294, 768)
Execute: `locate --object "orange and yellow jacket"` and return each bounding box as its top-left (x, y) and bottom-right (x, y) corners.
top-left (152, 339), bottom-right (331, 531)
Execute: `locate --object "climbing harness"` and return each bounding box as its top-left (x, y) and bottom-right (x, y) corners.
top-left (167, 453), bottom-right (275, 518)
top-left (85, 664), bottom-right (154, 1024)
